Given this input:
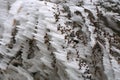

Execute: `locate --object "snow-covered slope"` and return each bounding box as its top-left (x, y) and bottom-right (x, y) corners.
top-left (0, 0), bottom-right (120, 80)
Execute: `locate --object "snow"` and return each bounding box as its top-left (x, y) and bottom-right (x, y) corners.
top-left (9, 1), bottom-right (23, 15)
top-left (0, 0), bottom-right (120, 80)
top-left (111, 57), bottom-right (120, 80)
